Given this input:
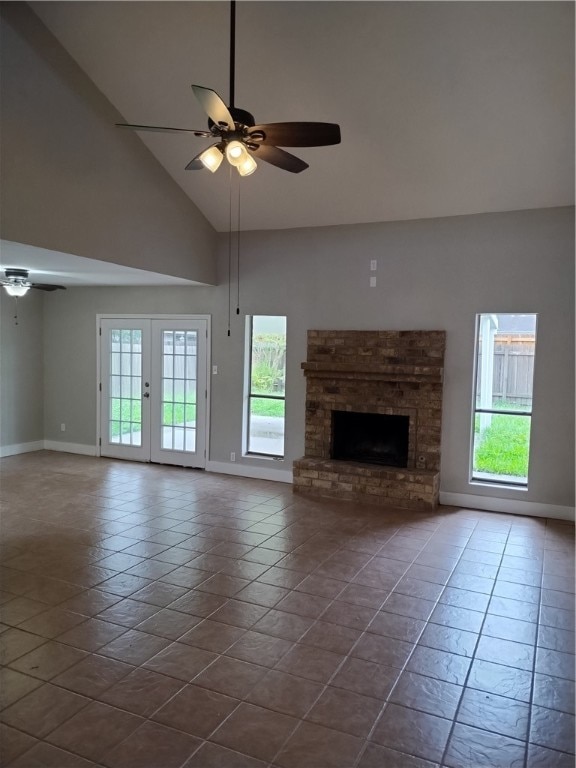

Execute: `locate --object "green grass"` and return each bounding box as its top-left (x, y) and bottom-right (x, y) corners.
top-left (250, 398), bottom-right (285, 417)
top-left (474, 413), bottom-right (531, 477)
top-left (110, 399), bottom-right (196, 436)
top-left (110, 395), bottom-right (284, 439)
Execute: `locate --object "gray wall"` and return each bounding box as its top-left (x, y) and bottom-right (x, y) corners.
top-left (40, 206), bottom-right (575, 509)
top-left (41, 285), bottom-right (216, 445)
top-left (0, 3), bottom-right (217, 285)
top-left (0, 290), bottom-right (44, 448)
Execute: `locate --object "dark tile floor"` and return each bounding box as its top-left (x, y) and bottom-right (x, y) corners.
top-left (0, 451), bottom-right (574, 767)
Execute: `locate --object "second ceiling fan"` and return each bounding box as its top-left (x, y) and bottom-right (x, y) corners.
top-left (117, 1), bottom-right (341, 175)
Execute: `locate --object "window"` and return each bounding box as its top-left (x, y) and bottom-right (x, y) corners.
top-left (245, 315), bottom-right (286, 457)
top-left (471, 313), bottom-right (537, 487)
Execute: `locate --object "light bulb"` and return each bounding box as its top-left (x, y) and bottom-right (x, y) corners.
top-left (4, 284), bottom-right (30, 297)
top-left (199, 145), bottom-right (224, 173)
top-left (226, 140), bottom-right (248, 167)
top-left (237, 154), bottom-right (257, 177)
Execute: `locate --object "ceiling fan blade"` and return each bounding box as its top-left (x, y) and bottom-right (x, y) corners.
top-left (192, 85), bottom-right (234, 130)
top-left (251, 145), bottom-right (309, 173)
top-left (31, 284), bottom-right (66, 291)
top-left (249, 122), bottom-right (341, 147)
top-left (116, 123), bottom-right (212, 137)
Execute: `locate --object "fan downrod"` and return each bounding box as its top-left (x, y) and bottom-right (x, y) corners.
top-left (208, 106), bottom-right (255, 133)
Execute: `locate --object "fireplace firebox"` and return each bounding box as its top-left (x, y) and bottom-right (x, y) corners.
top-left (331, 411), bottom-right (409, 467)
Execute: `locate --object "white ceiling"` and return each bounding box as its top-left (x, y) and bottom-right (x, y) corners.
top-left (30, 1), bottom-right (574, 234)
top-left (0, 241), bottom-right (201, 287)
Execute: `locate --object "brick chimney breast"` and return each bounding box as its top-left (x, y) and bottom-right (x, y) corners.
top-left (293, 330), bottom-right (446, 511)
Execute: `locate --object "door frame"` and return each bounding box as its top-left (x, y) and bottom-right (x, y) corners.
top-left (96, 314), bottom-right (211, 465)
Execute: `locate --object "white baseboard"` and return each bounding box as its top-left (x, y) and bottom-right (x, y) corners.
top-left (206, 460), bottom-right (293, 484)
top-left (43, 441), bottom-right (97, 457)
top-left (0, 440), bottom-right (44, 458)
top-left (440, 492), bottom-right (575, 522)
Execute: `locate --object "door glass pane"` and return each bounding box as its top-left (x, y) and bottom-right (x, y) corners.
top-left (173, 427), bottom-right (185, 450)
top-left (185, 429), bottom-right (196, 452)
top-left (163, 356), bottom-right (173, 378)
top-left (163, 380), bottom-right (174, 401)
top-left (108, 329), bottom-right (142, 446)
top-left (175, 356), bottom-right (185, 379)
top-left (131, 400), bottom-right (141, 423)
top-left (161, 330), bottom-right (198, 452)
top-left (185, 404), bottom-right (196, 428)
top-left (185, 381), bottom-right (196, 403)
top-left (163, 403), bottom-right (174, 424)
top-left (186, 357), bottom-right (197, 380)
top-left (186, 332), bottom-right (197, 354)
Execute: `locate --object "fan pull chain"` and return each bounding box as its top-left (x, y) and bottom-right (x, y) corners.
top-left (236, 180), bottom-right (241, 315)
top-left (227, 165), bottom-right (233, 337)
top-left (13, 297), bottom-right (19, 326)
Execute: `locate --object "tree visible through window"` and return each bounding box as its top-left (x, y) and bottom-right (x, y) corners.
top-left (471, 313), bottom-right (537, 486)
top-left (246, 316), bottom-right (286, 457)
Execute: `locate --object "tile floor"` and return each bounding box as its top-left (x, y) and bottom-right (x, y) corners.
top-left (0, 451), bottom-right (574, 767)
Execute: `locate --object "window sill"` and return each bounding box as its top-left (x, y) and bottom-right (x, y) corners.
top-left (469, 479), bottom-right (528, 492)
top-left (243, 453), bottom-right (285, 463)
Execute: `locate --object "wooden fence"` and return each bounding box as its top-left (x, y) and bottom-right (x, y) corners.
top-left (479, 335), bottom-right (535, 407)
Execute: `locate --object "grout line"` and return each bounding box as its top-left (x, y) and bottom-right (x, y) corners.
top-left (522, 519), bottom-right (552, 768)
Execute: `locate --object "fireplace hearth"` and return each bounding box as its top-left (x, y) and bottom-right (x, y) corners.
top-left (293, 330), bottom-right (446, 511)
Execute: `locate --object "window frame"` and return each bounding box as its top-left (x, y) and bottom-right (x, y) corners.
top-left (469, 313), bottom-right (537, 489)
top-left (244, 315), bottom-right (286, 459)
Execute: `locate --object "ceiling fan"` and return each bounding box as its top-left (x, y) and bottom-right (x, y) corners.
top-left (116, 1), bottom-right (341, 175)
top-left (1, 269), bottom-right (66, 297)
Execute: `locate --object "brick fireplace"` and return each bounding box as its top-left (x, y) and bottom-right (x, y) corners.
top-left (293, 330), bottom-right (446, 510)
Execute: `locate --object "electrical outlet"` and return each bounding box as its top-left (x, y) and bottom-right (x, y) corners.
top-left (60, 423), bottom-right (66, 432)
top-left (370, 276), bottom-right (377, 287)
top-left (370, 259), bottom-right (377, 271)
top-left (230, 452), bottom-right (236, 462)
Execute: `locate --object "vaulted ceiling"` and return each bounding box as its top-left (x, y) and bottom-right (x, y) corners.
top-left (28, 1), bottom-right (576, 233)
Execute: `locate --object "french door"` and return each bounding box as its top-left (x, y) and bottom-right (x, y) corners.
top-left (99, 317), bottom-right (208, 468)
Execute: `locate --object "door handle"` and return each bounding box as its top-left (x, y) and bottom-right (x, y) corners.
top-left (143, 392), bottom-right (150, 398)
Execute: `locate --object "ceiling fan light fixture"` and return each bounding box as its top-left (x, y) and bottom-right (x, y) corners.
top-left (199, 145), bottom-right (224, 172)
top-left (237, 154), bottom-right (257, 177)
top-left (115, 2), bottom-right (341, 176)
top-left (4, 284), bottom-right (30, 297)
top-left (225, 140), bottom-right (248, 166)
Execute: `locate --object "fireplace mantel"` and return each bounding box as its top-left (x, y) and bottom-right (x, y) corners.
top-left (301, 362), bottom-right (443, 383)
top-left (293, 329), bottom-right (446, 511)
